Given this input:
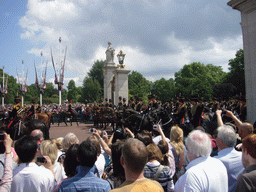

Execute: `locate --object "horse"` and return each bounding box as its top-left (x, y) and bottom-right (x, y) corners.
top-left (124, 112), bottom-right (154, 135)
top-left (1, 116), bottom-right (49, 140)
top-left (57, 111), bottom-right (79, 126)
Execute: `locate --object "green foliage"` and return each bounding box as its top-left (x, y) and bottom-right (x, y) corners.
top-left (88, 60), bottom-right (104, 89)
top-left (175, 62), bottom-right (227, 100)
top-left (82, 77), bottom-right (102, 103)
top-left (128, 71), bottom-right (151, 103)
top-left (152, 78), bottom-right (176, 103)
top-left (225, 49), bottom-right (245, 96)
top-left (67, 80), bottom-right (78, 103)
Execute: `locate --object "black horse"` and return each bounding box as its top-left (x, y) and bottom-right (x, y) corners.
top-left (1, 118), bottom-right (49, 140)
top-left (57, 111), bottom-right (79, 126)
top-left (124, 112), bottom-right (154, 135)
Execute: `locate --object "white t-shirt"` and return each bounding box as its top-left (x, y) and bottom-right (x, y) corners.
top-left (53, 162), bottom-right (67, 185)
top-left (175, 156), bottom-right (228, 192)
top-left (95, 153), bottom-right (106, 178)
top-left (11, 162), bottom-right (57, 192)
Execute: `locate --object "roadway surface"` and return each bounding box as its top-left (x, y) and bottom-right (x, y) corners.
top-left (49, 121), bottom-right (105, 143)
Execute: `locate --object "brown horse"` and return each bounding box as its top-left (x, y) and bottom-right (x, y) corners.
top-left (36, 112), bottom-right (52, 128)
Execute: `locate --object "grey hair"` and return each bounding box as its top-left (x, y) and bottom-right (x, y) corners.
top-left (185, 130), bottom-right (212, 157)
top-left (62, 133), bottom-right (79, 150)
top-left (217, 125), bottom-right (237, 147)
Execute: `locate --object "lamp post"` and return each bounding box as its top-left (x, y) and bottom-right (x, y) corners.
top-left (117, 50), bottom-right (126, 68)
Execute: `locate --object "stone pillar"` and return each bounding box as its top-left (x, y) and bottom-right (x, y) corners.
top-left (228, 0), bottom-right (256, 123)
top-left (113, 68), bottom-right (131, 106)
top-left (103, 42), bottom-right (117, 103)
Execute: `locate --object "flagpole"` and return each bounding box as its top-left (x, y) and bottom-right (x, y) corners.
top-left (2, 66), bottom-right (4, 107)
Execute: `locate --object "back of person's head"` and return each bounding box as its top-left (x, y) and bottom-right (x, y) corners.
top-left (170, 126), bottom-right (183, 143)
top-left (40, 140), bottom-right (58, 164)
top-left (56, 137), bottom-right (64, 150)
top-left (110, 141), bottom-right (125, 180)
top-left (158, 140), bottom-right (170, 166)
top-left (240, 123), bottom-right (254, 138)
top-left (64, 144), bottom-right (80, 177)
top-left (170, 126), bottom-right (184, 155)
top-left (186, 130), bottom-right (212, 158)
top-left (146, 143), bottom-right (163, 162)
top-left (30, 129), bottom-right (44, 142)
top-left (63, 133), bottom-right (79, 151)
top-left (122, 138), bottom-right (148, 174)
top-left (86, 135), bottom-right (101, 156)
top-left (15, 135), bottom-right (38, 163)
top-left (217, 125), bottom-right (237, 147)
top-left (136, 130), bottom-right (153, 146)
top-left (77, 140), bottom-right (97, 167)
top-left (242, 134), bottom-right (256, 159)
top-left (112, 127), bottom-right (126, 143)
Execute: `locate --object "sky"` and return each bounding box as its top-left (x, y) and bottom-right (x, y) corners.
top-left (0, 0), bottom-right (243, 89)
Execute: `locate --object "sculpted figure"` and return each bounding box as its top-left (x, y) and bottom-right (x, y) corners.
top-left (106, 42), bottom-right (115, 63)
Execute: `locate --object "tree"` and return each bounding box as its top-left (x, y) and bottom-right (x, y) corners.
top-left (82, 77), bottom-right (102, 103)
top-left (152, 78), bottom-right (176, 103)
top-left (128, 71), bottom-right (151, 103)
top-left (212, 83), bottom-right (237, 100)
top-left (225, 49), bottom-right (245, 96)
top-left (175, 62), bottom-right (226, 100)
top-left (67, 80), bottom-right (78, 103)
top-left (4, 74), bottom-right (19, 104)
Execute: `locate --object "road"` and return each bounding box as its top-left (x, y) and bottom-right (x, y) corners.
top-left (49, 122), bottom-right (96, 143)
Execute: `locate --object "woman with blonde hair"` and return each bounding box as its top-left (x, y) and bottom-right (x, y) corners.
top-left (40, 140), bottom-right (66, 185)
top-left (170, 125), bottom-right (185, 182)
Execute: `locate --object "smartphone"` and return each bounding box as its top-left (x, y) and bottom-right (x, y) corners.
top-left (36, 157), bottom-right (46, 163)
top-left (0, 133), bottom-right (4, 141)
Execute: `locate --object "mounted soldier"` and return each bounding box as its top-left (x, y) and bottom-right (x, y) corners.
top-left (136, 97), bottom-right (143, 112)
top-left (108, 99), bottom-right (113, 108)
top-left (129, 97), bottom-right (136, 110)
top-left (105, 98), bottom-right (109, 107)
top-left (26, 98), bottom-right (36, 120)
top-left (7, 96), bottom-right (22, 129)
top-left (36, 101), bottom-right (42, 113)
top-left (174, 97), bottom-right (187, 125)
top-left (98, 99), bottom-right (104, 107)
top-left (122, 98), bottom-right (127, 109)
top-left (118, 96), bottom-right (123, 110)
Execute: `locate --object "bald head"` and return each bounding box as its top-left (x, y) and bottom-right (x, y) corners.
top-left (30, 129), bottom-right (44, 143)
top-left (239, 123), bottom-right (254, 139)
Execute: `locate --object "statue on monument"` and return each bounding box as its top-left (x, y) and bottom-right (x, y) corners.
top-left (106, 42), bottom-right (115, 63)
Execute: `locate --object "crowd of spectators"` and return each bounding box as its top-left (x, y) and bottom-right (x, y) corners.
top-left (0, 101), bottom-right (255, 192)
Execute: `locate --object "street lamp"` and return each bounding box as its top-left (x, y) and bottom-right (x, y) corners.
top-left (117, 50), bottom-right (126, 68)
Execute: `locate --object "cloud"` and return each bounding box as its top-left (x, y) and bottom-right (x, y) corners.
top-left (19, 0), bottom-right (242, 87)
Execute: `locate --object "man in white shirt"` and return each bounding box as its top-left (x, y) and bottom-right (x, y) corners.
top-left (175, 130), bottom-right (228, 192)
top-left (215, 125), bottom-right (244, 192)
top-left (11, 135), bottom-right (56, 192)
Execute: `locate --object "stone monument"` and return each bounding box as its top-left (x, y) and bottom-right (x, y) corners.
top-left (228, 0), bottom-right (256, 123)
top-left (103, 42), bottom-right (130, 106)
